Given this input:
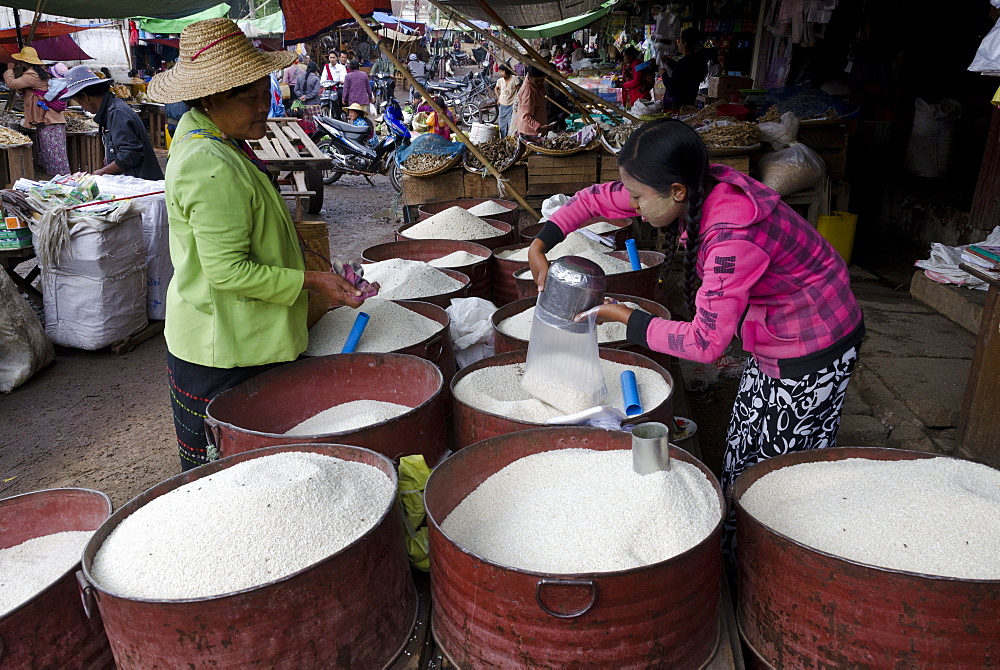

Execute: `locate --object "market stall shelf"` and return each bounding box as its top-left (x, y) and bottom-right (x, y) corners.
top-left (0, 142), bottom-right (33, 188)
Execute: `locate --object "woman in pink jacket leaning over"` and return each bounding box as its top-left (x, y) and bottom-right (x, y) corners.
top-left (528, 119), bottom-right (864, 561)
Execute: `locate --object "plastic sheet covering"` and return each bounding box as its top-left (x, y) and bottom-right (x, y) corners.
top-left (395, 131), bottom-right (466, 165)
top-left (0, 270), bottom-right (53, 393)
top-left (436, 0), bottom-right (609, 29)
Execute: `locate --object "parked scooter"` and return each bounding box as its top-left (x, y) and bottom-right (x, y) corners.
top-left (311, 98), bottom-right (410, 191)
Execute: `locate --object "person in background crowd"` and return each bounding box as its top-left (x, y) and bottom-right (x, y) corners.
top-left (426, 96), bottom-right (455, 140)
top-left (344, 102), bottom-right (374, 144)
top-left (528, 119), bottom-right (864, 566)
top-left (516, 66), bottom-right (553, 136)
top-left (370, 41), bottom-right (394, 77)
top-left (663, 28), bottom-right (709, 110)
top-left (320, 49), bottom-right (347, 118)
top-left (148, 18), bottom-right (369, 471)
top-left (61, 66), bottom-right (162, 180)
top-left (98, 67), bottom-right (113, 80)
top-left (342, 59), bottom-right (373, 110)
top-left (164, 100), bottom-right (191, 135)
top-left (552, 46), bottom-right (572, 75)
top-left (4, 48), bottom-right (70, 176)
top-left (494, 64), bottom-right (519, 137)
top-left (295, 61), bottom-right (322, 134)
top-left (282, 54), bottom-right (306, 101)
top-left (406, 53), bottom-right (427, 103)
top-left (619, 46), bottom-right (642, 98)
top-left (355, 36), bottom-right (372, 64)
top-left (622, 59), bottom-right (654, 108)
top-left (268, 72), bottom-right (285, 118)
top-left (128, 69), bottom-right (145, 85)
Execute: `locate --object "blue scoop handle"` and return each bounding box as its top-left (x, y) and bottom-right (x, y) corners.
top-left (341, 312), bottom-right (371, 353)
top-left (625, 239), bottom-right (641, 271)
top-left (621, 370), bottom-right (642, 416)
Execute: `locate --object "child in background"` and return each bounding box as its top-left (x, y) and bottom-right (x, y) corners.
top-left (426, 96), bottom-right (455, 140)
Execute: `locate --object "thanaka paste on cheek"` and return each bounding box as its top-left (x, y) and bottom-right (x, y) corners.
top-left (638, 193), bottom-right (674, 222)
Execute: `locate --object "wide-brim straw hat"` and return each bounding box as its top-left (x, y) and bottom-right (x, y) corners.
top-left (345, 103), bottom-right (369, 115)
top-left (11, 47), bottom-right (47, 66)
top-left (148, 18), bottom-right (296, 103)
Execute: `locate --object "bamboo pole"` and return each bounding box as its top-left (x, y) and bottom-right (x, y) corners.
top-left (427, 0), bottom-right (638, 124)
top-left (333, 0), bottom-right (541, 221)
top-left (25, 0), bottom-right (46, 44)
top-left (13, 9), bottom-right (23, 50)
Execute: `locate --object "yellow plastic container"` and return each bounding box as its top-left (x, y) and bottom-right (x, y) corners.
top-left (817, 211), bottom-right (858, 265)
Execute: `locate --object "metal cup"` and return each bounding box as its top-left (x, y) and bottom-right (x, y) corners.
top-left (536, 256), bottom-right (606, 333)
top-left (631, 422), bottom-right (671, 474)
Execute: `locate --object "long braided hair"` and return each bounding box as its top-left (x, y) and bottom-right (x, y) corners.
top-left (617, 118), bottom-right (710, 319)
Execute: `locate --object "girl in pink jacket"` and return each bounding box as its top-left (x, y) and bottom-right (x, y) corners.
top-left (528, 119), bottom-right (864, 560)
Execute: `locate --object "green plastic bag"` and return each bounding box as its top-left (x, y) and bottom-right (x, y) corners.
top-left (398, 455), bottom-right (432, 571)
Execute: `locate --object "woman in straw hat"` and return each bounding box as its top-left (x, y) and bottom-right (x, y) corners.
top-left (148, 18), bottom-right (375, 471)
top-left (3, 47), bottom-right (70, 176)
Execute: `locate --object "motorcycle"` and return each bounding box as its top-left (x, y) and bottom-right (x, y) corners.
top-left (311, 98), bottom-right (409, 191)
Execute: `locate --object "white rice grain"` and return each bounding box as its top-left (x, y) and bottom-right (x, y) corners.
top-left (498, 303), bottom-right (641, 343)
top-left (496, 232), bottom-right (644, 275)
top-left (582, 221), bottom-right (622, 235)
top-left (741, 457), bottom-right (1000, 579)
top-left (284, 400), bottom-right (412, 435)
top-left (404, 207), bottom-right (505, 240)
top-left (306, 299), bottom-right (440, 355)
top-left (454, 360), bottom-right (669, 423)
top-left (0, 530), bottom-right (94, 616)
top-left (441, 448), bottom-right (720, 573)
top-left (466, 200), bottom-right (510, 217)
top-left (91, 452), bottom-right (395, 599)
top-left (361, 258), bottom-right (463, 299)
top-left (428, 250), bottom-right (487, 268)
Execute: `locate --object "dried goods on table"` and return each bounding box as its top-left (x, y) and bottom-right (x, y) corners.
top-left (757, 105), bottom-right (781, 124)
top-left (0, 112), bottom-right (23, 130)
top-left (697, 121), bottom-right (762, 148)
top-left (603, 122), bottom-right (638, 152)
top-left (464, 135), bottom-right (520, 171)
top-left (680, 102), bottom-right (726, 128)
top-left (401, 152), bottom-right (456, 173)
top-left (524, 132), bottom-right (587, 151)
top-left (0, 126), bottom-right (30, 145)
top-left (65, 114), bottom-right (99, 133)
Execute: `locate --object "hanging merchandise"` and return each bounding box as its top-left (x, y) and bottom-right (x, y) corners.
top-left (970, 15), bottom-right (1000, 76)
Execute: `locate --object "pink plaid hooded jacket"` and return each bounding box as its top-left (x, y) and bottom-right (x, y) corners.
top-left (543, 165), bottom-right (864, 379)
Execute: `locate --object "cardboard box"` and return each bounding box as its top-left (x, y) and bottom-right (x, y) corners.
top-left (0, 227), bottom-right (31, 240)
top-left (1, 215), bottom-right (26, 230)
top-left (707, 76), bottom-right (754, 102)
top-left (0, 235), bottom-right (32, 249)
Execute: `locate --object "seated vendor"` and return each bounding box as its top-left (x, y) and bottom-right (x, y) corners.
top-left (61, 66), bottom-right (163, 180)
top-left (344, 103), bottom-right (374, 144)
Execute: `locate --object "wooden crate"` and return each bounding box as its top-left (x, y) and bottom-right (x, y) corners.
top-left (66, 132), bottom-right (104, 174)
top-left (0, 144), bottom-right (33, 187)
top-left (711, 154), bottom-right (751, 175)
top-left (526, 150), bottom-right (600, 196)
top-left (599, 153), bottom-right (620, 182)
top-left (402, 168), bottom-right (467, 205)
top-left (463, 164), bottom-right (526, 199)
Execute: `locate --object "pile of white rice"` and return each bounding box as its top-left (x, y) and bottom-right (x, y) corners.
top-left (428, 250), bottom-right (487, 268)
top-left (467, 200), bottom-right (511, 217)
top-left (442, 448), bottom-right (719, 573)
top-left (91, 451), bottom-right (395, 599)
top-left (284, 400), bottom-right (413, 435)
top-left (361, 258), bottom-right (464, 299)
top-left (306, 299), bottom-right (440, 355)
top-left (0, 530), bottom-right (94, 616)
top-left (497, 231), bottom-right (644, 275)
top-left (498, 303), bottom-right (641, 343)
top-left (740, 457), bottom-right (1000, 579)
top-left (454, 360), bottom-right (669, 423)
top-left (404, 207), bottom-right (506, 241)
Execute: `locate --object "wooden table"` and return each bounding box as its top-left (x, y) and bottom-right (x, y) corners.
top-left (957, 263), bottom-right (1000, 468)
top-left (246, 119), bottom-right (332, 218)
top-left (0, 246), bottom-right (41, 308)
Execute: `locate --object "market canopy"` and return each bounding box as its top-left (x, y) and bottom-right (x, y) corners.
top-left (0, 21), bottom-right (92, 44)
top-left (136, 4), bottom-right (284, 36)
top-left (283, 0), bottom-right (393, 43)
top-left (511, 0), bottom-right (616, 39)
top-left (435, 0), bottom-right (608, 28)
top-left (0, 0), bottom-right (221, 19)
top-left (378, 26), bottom-right (419, 42)
top-left (0, 34), bottom-right (92, 62)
